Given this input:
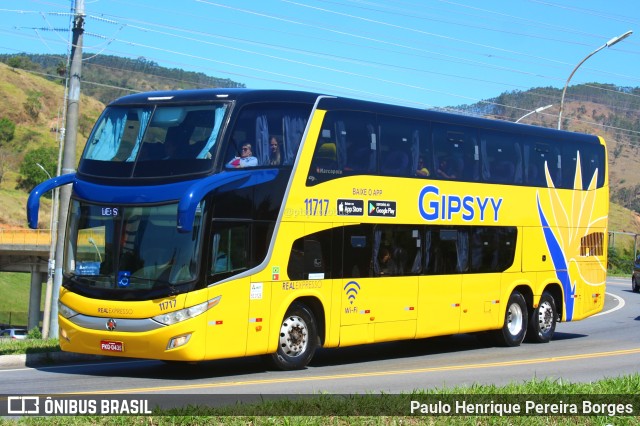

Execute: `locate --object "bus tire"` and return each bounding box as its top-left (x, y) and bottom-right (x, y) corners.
top-left (268, 302), bottom-right (318, 370)
top-left (526, 291), bottom-right (556, 343)
top-left (494, 291), bottom-right (528, 347)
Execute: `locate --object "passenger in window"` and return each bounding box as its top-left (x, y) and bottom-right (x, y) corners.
top-left (227, 143), bottom-right (258, 168)
top-left (436, 158), bottom-right (456, 179)
top-left (378, 248), bottom-right (398, 275)
top-left (416, 156), bottom-right (430, 177)
top-left (268, 136), bottom-right (282, 166)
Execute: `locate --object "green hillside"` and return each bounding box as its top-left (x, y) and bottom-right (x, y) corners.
top-left (0, 62), bottom-right (105, 228)
top-left (0, 53), bottom-right (245, 105)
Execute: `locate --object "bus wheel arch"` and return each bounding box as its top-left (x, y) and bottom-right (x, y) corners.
top-left (295, 296), bottom-right (326, 346)
top-left (541, 283), bottom-right (563, 321)
top-left (267, 298), bottom-right (323, 370)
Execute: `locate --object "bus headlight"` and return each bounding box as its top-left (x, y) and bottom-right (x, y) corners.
top-left (58, 301), bottom-right (78, 319)
top-left (152, 296), bottom-right (221, 326)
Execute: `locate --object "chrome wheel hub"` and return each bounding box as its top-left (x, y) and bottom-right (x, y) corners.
top-left (278, 315), bottom-right (308, 357)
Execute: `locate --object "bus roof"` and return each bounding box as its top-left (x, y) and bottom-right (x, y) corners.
top-left (108, 88), bottom-right (324, 106)
top-left (316, 96), bottom-right (602, 144)
top-left (109, 88), bottom-right (601, 145)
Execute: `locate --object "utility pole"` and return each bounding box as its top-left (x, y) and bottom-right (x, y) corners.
top-left (49, 0), bottom-right (85, 336)
top-left (41, 122), bottom-right (64, 338)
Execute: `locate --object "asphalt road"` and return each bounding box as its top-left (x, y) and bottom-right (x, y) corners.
top-left (1, 277), bottom-right (638, 396)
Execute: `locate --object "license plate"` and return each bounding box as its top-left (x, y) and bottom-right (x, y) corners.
top-left (100, 340), bottom-right (125, 352)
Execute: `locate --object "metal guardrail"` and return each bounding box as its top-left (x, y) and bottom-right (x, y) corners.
top-left (0, 229), bottom-right (52, 248)
top-left (0, 228), bottom-right (105, 254)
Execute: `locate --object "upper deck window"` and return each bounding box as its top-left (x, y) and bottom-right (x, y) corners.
top-left (79, 103), bottom-right (228, 179)
top-left (222, 103), bottom-right (311, 169)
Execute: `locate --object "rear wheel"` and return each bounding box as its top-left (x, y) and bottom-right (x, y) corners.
top-left (493, 291), bottom-right (528, 347)
top-left (632, 276), bottom-right (640, 293)
top-left (526, 291), bottom-right (557, 343)
top-left (267, 302), bottom-right (318, 370)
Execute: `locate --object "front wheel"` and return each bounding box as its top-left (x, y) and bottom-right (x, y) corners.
top-left (632, 276), bottom-right (640, 293)
top-left (267, 302), bottom-right (318, 370)
top-left (526, 291), bottom-right (557, 343)
top-left (493, 291), bottom-right (528, 347)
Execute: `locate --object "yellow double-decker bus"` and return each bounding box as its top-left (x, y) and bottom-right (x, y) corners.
top-left (28, 89), bottom-right (608, 370)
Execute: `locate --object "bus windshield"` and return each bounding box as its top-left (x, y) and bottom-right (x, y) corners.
top-left (64, 200), bottom-right (205, 300)
top-left (79, 103), bottom-right (228, 179)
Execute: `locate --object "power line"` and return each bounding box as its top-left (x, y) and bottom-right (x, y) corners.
top-left (5, 4), bottom-right (640, 95)
top-left (2, 1), bottom-right (639, 130)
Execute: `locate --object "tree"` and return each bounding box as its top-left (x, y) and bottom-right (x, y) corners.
top-left (24, 90), bottom-right (43, 120)
top-left (0, 117), bottom-right (16, 144)
top-left (6, 55), bottom-right (39, 71)
top-left (17, 146), bottom-right (58, 194)
top-left (56, 61), bottom-right (66, 77)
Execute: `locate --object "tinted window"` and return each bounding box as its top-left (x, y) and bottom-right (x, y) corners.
top-left (480, 131), bottom-right (523, 184)
top-left (523, 141), bottom-right (549, 187)
top-left (79, 104), bottom-right (228, 179)
top-left (372, 225), bottom-right (421, 276)
top-left (432, 123), bottom-right (479, 181)
top-left (307, 111), bottom-right (376, 186)
top-left (378, 115), bottom-right (425, 177)
top-left (469, 226), bottom-right (517, 273)
top-left (342, 224), bottom-right (374, 278)
top-left (424, 228), bottom-right (467, 274)
top-left (208, 220), bottom-right (275, 282)
top-left (286, 224), bottom-right (517, 280)
top-left (558, 142), bottom-right (606, 190)
top-left (224, 103), bottom-right (311, 169)
top-left (577, 144), bottom-right (605, 189)
top-left (210, 222), bottom-right (250, 279)
top-left (287, 228), bottom-right (337, 280)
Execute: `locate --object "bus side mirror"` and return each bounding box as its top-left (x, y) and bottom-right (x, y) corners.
top-left (27, 173), bottom-right (76, 229)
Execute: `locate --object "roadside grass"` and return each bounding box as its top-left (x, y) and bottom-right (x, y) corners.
top-left (5, 375), bottom-right (640, 425)
top-left (0, 337), bottom-right (60, 355)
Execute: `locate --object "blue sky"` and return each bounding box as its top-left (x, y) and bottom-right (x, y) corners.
top-left (1, 0), bottom-right (639, 115)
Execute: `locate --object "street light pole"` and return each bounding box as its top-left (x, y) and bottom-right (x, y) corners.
top-left (516, 104), bottom-right (553, 123)
top-left (557, 30), bottom-right (632, 130)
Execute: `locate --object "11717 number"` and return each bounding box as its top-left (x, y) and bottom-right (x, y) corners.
top-left (304, 198), bottom-right (330, 216)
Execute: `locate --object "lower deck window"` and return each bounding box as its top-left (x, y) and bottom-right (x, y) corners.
top-left (287, 224), bottom-right (517, 280)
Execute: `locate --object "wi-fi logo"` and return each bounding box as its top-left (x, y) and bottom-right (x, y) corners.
top-left (344, 281), bottom-right (360, 305)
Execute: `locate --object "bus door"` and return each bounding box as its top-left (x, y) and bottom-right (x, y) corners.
top-left (206, 223), bottom-right (251, 358)
top-left (416, 275), bottom-right (461, 337)
top-left (460, 226), bottom-right (517, 332)
top-left (416, 227), bottom-right (462, 337)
